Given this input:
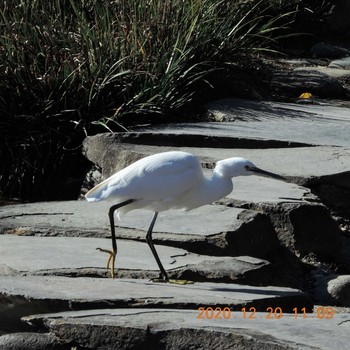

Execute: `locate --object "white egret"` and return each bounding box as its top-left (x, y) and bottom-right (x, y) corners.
top-left (85, 151), bottom-right (285, 282)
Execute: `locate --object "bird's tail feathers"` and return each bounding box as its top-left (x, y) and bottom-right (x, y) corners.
top-left (85, 180), bottom-right (111, 202)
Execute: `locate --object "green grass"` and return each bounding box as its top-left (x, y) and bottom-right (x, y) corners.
top-left (0, 0), bottom-right (301, 200)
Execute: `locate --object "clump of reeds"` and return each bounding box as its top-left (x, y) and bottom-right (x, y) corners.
top-left (0, 0), bottom-right (299, 200)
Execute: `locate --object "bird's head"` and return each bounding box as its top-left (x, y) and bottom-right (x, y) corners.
top-left (214, 157), bottom-right (286, 180)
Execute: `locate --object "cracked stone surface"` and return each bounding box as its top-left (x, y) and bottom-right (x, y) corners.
top-left (314, 275), bottom-right (350, 307)
top-left (22, 308), bottom-right (350, 350)
top-left (0, 276), bottom-right (309, 308)
top-left (144, 98), bottom-right (350, 147)
top-left (0, 234), bottom-right (226, 274)
top-left (1, 98), bottom-right (350, 348)
top-left (0, 202), bottom-right (281, 259)
top-left (5, 199), bottom-right (344, 282)
top-left (83, 134), bottom-right (350, 194)
top-left (0, 332), bottom-right (60, 350)
top-left (0, 234), bottom-right (274, 285)
top-left (0, 275), bottom-right (312, 334)
top-left (0, 201), bottom-right (243, 236)
top-left (83, 99), bottom-right (350, 199)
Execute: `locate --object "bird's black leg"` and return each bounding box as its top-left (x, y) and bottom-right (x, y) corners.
top-left (97, 199), bottom-right (134, 278)
top-left (146, 212), bottom-right (169, 282)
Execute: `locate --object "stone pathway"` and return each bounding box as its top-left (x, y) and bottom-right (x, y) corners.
top-left (1, 98), bottom-right (350, 349)
top-left (143, 98), bottom-right (350, 147)
top-left (23, 308), bottom-right (350, 350)
top-left (0, 276), bottom-right (310, 314)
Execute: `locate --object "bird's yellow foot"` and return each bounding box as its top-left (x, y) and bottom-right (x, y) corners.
top-left (168, 279), bottom-right (194, 285)
top-left (150, 277), bottom-right (194, 284)
top-left (96, 247), bottom-right (116, 278)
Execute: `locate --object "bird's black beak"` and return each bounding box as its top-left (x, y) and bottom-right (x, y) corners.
top-left (248, 166), bottom-right (287, 181)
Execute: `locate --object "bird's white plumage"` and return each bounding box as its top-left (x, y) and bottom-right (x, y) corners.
top-left (86, 150), bottom-right (284, 219)
top-left (85, 151), bottom-right (207, 217)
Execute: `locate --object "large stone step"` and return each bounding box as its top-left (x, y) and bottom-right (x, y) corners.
top-left (0, 275), bottom-right (312, 332)
top-left (21, 307), bottom-right (349, 350)
top-left (1, 199), bottom-right (347, 284)
top-left (0, 202), bottom-right (280, 258)
top-left (83, 134), bottom-right (350, 187)
top-left (174, 98), bottom-right (350, 147)
top-left (0, 234), bottom-right (275, 285)
top-left (83, 129), bottom-right (350, 234)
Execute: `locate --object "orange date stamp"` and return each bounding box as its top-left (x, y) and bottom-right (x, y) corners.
top-left (197, 306), bottom-right (335, 320)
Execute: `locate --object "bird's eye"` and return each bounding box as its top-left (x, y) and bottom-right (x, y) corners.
top-left (244, 165), bottom-right (251, 171)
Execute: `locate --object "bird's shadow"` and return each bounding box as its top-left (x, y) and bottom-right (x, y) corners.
top-left (142, 279), bottom-right (301, 297)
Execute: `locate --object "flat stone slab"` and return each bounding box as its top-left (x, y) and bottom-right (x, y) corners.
top-left (0, 276), bottom-right (311, 314)
top-left (0, 234), bottom-right (223, 274)
top-left (0, 235), bottom-right (273, 285)
top-left (84, 133), bottom-right (350, 181)
top-left (143, 98), bottom-right (350, 147)
top-left (207, 98), bottom-right (350, 147)
top-left (228, 176), bottom-right (314, 203)
top-left (0, 201), bottom-right (241, 236)
top-left (0, 201), bottom-right (245, 238)
top-left (24, 308), bottom-right (349, 350)
top-left (294, 66), bottom-right (350, 79)
top-left (0, 235), bottom-right (273, 284)
top-left (0, 201), bottom-right (281, 259)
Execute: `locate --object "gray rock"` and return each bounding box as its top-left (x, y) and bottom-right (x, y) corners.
top-left (224, 175), bottom-right (315, 205)
top-left (327, 275), bottom-right (350, 306)
top-left (82, 119), bottom-right (350, 223)
top-left (279, 59), bottom-right (321, 67)
top-left (175, 256), bottom-right (276, 286)
top-left (0, 333), bottom-right (60, 350)
top-left (79, 164), bottom-right (102, 198)
top-left (270, 70), bottom-right (346, 98)
top-left (310, 43), bottom-right (350, 59)
top-left (4, 197), bottom-right (344, 277)
top-left (267, 203), bottom-right (343, 264)
top-left (5, 198), bottom-right (344, 290)
top-left (303, 171), bottom-right (350, 217)
top-left (329, 57), bottom-right (350, 69)
top-left (0, 276), bottom-right (312, 331)
top-left (0, 202), bottom-right (280, 258)
top-left (124, 98), bottom-right (350, 147)
top-left (294, 66), bottom-right (350, 79)
top-left (84, 141), bottom-right (350, 183)
top-left (0, 234), bottom-right (234, 275)
top-left (0, 264), bottom-right (19, 276)
top-left (314, 275), bottom-right (350, 307)
top-left (0, 234), bottom-right (277, 286)
top-left (6, 197), bottom-right (346, 290)
top-left (23, 308), bottom-right (350, 350)
top-left (108, 98), bottom-right (350, 218)
top-left (227, 201), bottom-right (348, 281)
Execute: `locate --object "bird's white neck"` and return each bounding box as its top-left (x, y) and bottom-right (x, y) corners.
top-left (206, 171), bottom-right (233, 203)
top-left (185, 171), bottom-right (233, 210)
